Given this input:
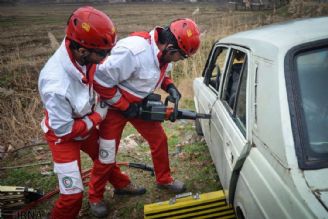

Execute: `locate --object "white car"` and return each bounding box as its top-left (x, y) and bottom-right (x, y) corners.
top-left (193, 17), bottom-right (328, 219)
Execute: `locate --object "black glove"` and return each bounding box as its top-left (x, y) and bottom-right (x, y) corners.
top-left (166, 84), bottom-right (181, 103)
top-left (122, 103), bottom-right (140, 118)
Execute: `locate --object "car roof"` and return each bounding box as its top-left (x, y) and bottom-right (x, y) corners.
top-left (219, 17), bottom-right (328, 59)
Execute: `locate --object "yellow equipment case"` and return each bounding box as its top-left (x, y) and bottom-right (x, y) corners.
top-left (144, 191), bottom-right (236, 219)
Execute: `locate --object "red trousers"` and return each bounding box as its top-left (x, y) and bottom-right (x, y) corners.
top-left (47, 129), bottom-right (100, 219)
top-left (89, 109), bottom-right (173, 201)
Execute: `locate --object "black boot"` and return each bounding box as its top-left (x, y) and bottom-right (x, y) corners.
top-left (89, 200), bottom-right (108, 218)
top-left (114, 183), bottom-right (146, 196)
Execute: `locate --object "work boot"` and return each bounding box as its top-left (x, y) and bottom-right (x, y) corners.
top-left (157, 180), bottom-right (186, 193)
top-left (89, 200), bottom-right (108, 218)
top-left (114, 183), bottom-right (146, 195)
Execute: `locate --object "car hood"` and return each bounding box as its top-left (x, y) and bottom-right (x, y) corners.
top-left (304, 169), bottom-right (328, 209)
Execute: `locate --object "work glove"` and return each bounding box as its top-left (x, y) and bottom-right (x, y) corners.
top-left (94, 101), bottom-right (108, 120)
top-left (166, 84), bottom-right (181, 103)
top-left (122, 103), bottom-right (140, 118)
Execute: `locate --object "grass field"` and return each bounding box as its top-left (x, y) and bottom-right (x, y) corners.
top-left (0, 1), bottom-right (327, 218)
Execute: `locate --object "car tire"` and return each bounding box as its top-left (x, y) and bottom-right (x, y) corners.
top-left (195, 118), bottom-right (203, 136)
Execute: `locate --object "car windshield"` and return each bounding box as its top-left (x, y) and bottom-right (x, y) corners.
top-left (296, 47), bottom-right (328, 160)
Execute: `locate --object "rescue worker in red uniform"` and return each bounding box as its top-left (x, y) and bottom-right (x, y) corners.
top-left (38, 6), bottom-right (125, 218)
top-left (89, 19), bottom-right (201, 215)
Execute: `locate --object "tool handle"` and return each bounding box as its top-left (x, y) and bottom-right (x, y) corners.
top-left (164, 96), bottom-right (178, 122)
top-left (169, 192), bottom-right (200, 205)
top-left (127, 162), bottom-right (155, 176)
top-left (128, 162), bottom-right (154, 172)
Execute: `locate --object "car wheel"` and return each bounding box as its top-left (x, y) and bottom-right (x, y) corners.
top-left (195, 118), bottom-right (203, 136)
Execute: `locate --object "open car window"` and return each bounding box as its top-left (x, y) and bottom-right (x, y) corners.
top-left (221, 49), bottom-right (248, 136)
top-left (203, 46), bottom-right (229, 91)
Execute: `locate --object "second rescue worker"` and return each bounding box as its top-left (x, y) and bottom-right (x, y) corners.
top-left (38, 6), bottom-right (117, 218)
top-left (89, 18), bottom-right (201, 216)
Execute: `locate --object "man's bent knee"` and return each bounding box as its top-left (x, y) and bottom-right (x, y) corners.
top-left (99, 138), bottom-right (116, 164)
top-left (54, 160), bottom-right (84, 194)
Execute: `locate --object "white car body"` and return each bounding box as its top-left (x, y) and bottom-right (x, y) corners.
top-left (193, 17), bottom-right (328, 219)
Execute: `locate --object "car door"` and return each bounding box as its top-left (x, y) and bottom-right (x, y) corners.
top-left (193, 44), bottom-right (229, 163)
top-left (210, 47), bottom-right (250, 203)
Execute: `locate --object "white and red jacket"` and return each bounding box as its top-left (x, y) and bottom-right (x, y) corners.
top-left (94, 28), bottom-right (173, 110)
top-left (38, 39), bottom-right (102, 143)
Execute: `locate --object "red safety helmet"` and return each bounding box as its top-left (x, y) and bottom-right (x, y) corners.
top-left (169, 18), bottom-right (200, 57)
top-left (66, 6), bottom-right (116, 50)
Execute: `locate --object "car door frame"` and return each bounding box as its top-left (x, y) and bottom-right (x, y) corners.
top-left (194, 43), bottom-right (231, 156)
top-left (210, 44), bottom-right (253, 204)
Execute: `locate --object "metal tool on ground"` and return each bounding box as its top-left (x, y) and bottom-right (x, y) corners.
top-left (138, 93), bottom-right (211, 122)
top-left (0, 186), bottom-right (44, 217)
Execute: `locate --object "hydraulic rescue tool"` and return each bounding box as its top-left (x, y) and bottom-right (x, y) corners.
top-left (138, 93), bottom-right (211, 122)
top-left (0, 186), bottom-right (43, 216)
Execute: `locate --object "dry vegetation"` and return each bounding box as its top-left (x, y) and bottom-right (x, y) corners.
top-left (0, 1), bottom-right (327, 150)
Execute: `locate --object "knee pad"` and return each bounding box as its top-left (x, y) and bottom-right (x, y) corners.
top-left (54, 160), bottom-right (83, 195)
top-left (99, 138), bottom-right (116, 164)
